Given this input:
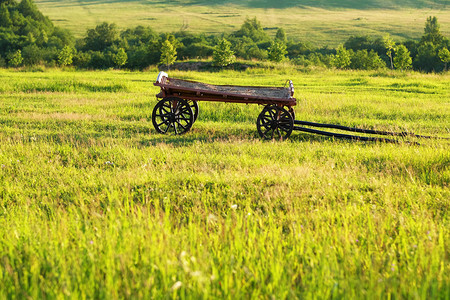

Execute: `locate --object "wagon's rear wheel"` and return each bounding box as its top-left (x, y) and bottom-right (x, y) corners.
top-left (152, 97), bottom-right (194, 135)
top-left (256, 105), bottom-right (294, 140)
top-left (186, 100), bottom-right (199, 122)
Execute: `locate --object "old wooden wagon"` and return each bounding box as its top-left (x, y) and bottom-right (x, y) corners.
top-left (152, 71), bottom-right (297, 139)
top-left (152, 72), bottom-right (435, 142)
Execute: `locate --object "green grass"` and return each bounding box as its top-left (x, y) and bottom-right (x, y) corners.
top-left (0, 67), bottom-right (449, 298)
top-left (34, 0), bottom-right (450, 46)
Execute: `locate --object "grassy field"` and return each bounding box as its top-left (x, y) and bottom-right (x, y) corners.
top-left (0, 67), bottom-right (449, 298)
top-left (34, 0), bottom-right (450, 46)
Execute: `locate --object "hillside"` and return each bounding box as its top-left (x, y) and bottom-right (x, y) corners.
top-left (37, 0), bottom-right (450, 9)
top-left (34, 0), bottom-right (450, 46)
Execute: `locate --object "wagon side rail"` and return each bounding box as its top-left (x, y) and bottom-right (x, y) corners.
top-left (154, 72), bottom-right (296, 106)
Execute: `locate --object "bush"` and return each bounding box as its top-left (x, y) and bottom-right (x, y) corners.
top-left (7, 49), bottom-right (23, 67)
top-left (72, 51), bottom-right (91, 69)
top-left (0, 54), bottom-right (6, 67)
top-left (22, 44), bottom-right (43, 65)
top-left (58, 45), bottom-right (74, 66)
top-left (350, 49), bottom-right (386, 70)
top-left (213, 38), bottom-right (235, 67)
top-left (393, 45), bottom-right (412, 71)
top-left (413, 42), bottom-right (441, 72)
top-left (268, 40), bottom-right (287, 62)
top-left (333, 46), bottom-right (351, 69)
top-left (87, 51), bottom-right (113, 69)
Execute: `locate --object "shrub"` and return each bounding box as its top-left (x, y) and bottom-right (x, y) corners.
top-left (350, 49), bottom-right (386, 70)
top-left (7, 49), bottom-right (23, 67)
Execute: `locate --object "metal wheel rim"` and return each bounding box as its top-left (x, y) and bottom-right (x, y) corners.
top-left (256, 105), bottom-right (294, 140)
top-left (152, 97), bottom-right (194, 135)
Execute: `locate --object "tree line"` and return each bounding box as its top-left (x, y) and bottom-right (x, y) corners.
top-left (0, 0), bottom-right (449, 72)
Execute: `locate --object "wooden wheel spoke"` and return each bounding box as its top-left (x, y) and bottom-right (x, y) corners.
top-left (157, 120), bottom-right (170, 127)
top-left (176, 120), bottom-right (187, 130)
top-left (276, 128), bottom-right (282, 138)
top-left (154, 113), bottom-right (169, 118)
top-left (278, 124), bottom-right (290, 132)
top-left (162, 123), bottom-right (171, 134)
top-left (160, 107), bottom-right (170, 114)
top-left (268, 109), bottom-right (277, 120)
top-left (178, 116), bottom-right (190, 122)
top-left (262, 116), bottom-right (272, 123)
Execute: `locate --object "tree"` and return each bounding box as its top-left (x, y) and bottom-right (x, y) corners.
top-left (8, 49), bottom-right (23, 66)
top-left (0, 0), bottom-right (16, 5)
top-left (233, 17), bottom-right (268, 43)
top-left (22, 44), bottom-right (43, 65)
top-left (334, 45), bottom-right (351, 69)
top-left (384, 34), bottom-right (395, 69)
top-left (421, 16), bottom-right (444, 45)
top-left (159, 39), bottom-right (176, 70)
top-left (113, 47), bottom-right (127, 68)
top-left (84, 22), bottom-right (118, 52)
top-left (58, 45), bottom-right (73, 66)
top-left (344, 36), bottom-right (373, 51)
top-left (212, 38), bottom-right (235, 67)
top-left (414, 42), bottom-right (440, 72)
top-left (0, 3), bottom-right (13, 28)
top-left (0, 54), bottom-right (6, 67)
top-left (268, 40), bottom-right (287, 62)
top-left (350, 49), bottom-right (385, 70)
top-left (275, 28), bottom-right (287, 43)
top-left (438, 47), bottom-right (450, 71)
top-left (393, 45), bottom-right (412, 71)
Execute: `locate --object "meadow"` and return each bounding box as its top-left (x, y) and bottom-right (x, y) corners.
top-left (0, 67), bottom-right (449, 298)
top-left (34, 0), bottom-right (450, 46)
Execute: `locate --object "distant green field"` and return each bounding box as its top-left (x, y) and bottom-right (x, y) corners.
top-left (35, 0), bottom-right (450, 46)
top-left (0, 68), bottom-right (448, 298)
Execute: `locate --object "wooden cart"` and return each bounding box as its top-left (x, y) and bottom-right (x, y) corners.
top-left (152, 71), bottom-right (297, 139)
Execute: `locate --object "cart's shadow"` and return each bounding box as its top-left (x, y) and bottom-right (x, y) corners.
top-left (139, 130), bottom-right (345, 147)
top-left (9, 118), bottom-right (364, 147)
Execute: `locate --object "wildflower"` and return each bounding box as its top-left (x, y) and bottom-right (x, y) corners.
top-left (191, 271), bottom-right (202, 277)
top-left (231, 204), bottom-right (238, 210)
top-left (89, 240), bottom-right (94, 245)
top-left (171, 281), bottom-right (182, 291)
top-left (207, 214), bottom-right (217, 223)
top-left (105, 161), bottom-right (114, 166)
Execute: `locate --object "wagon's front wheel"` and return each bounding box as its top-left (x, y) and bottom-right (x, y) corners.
top-left (256, 105), bottom-right (294, 140)
top-left (152, 97), bottom-right (194, 135)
